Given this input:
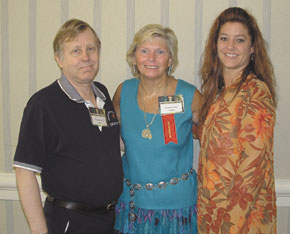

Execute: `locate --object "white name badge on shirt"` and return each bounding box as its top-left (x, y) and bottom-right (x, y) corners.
top-left (88, 107), bottom-right (108, 127)
top-left (158, 94), bottom-right (184, 115)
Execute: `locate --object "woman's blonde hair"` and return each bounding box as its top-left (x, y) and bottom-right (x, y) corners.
top-left (127, 24), bottom-right (178, 78)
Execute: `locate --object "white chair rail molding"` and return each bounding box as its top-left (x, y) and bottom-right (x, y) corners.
top-left (1, 172), bottom-right (290, 206)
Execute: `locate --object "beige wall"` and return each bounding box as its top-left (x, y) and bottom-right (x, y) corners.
top-left (1, 0), bottom-right (290, 233)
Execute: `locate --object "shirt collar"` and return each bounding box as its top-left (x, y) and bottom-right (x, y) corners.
top-left (57, 73), bottom-right (106, 103)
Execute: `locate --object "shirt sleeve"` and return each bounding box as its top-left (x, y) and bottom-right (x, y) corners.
top-left (13, 96), bottom-right (58, 173)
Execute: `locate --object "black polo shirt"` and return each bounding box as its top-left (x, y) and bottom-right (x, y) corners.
top-left (13, 74), bottom-right (123, 206)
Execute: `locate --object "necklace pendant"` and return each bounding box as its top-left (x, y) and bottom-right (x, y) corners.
top-left (142, 128), bottom-right (152, 140)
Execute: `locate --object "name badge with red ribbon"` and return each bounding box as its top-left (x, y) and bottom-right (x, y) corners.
top-left (158, 95), bottom-right (184, 144)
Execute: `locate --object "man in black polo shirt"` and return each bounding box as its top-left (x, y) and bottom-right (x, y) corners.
top-left (13, 19), bottom-right (123, 234)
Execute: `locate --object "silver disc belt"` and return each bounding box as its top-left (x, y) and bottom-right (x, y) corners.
top-left (124, 168), bottom-right (194, 222)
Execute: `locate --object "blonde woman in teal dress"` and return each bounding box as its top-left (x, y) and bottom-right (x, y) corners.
top-left (113, 24), bottom-right (202, 234)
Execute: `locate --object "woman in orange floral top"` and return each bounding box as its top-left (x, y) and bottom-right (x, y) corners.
top-left (197, 7), bottom-right (277, 234)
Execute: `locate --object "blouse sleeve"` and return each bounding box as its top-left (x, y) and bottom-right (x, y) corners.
top-left (223, 80), bottom-right (276, 232)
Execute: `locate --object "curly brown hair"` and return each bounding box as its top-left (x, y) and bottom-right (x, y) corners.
top-left (199, 7), bottom-right (277, 124)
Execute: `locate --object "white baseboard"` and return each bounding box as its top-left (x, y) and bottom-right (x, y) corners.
top-left (1, 173), bottom-right (290, 207)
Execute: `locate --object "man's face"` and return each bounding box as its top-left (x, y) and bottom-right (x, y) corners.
top-left (55, 28), bottom-right (99, 86)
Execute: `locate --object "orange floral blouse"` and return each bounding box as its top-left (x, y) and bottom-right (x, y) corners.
top-left (197, 74), bottom-right (277, 234)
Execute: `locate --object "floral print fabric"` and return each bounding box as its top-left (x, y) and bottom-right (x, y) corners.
top-left (197, 74), bottom-right (277, 234)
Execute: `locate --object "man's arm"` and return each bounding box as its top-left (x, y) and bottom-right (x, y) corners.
top-left (15, 167), bottom-right (48, 234)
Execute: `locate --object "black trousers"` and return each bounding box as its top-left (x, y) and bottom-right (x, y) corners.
top-left (44, 199), bottom-right (115, 234)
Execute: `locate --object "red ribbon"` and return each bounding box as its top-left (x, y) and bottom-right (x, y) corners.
top-left (162, 114), bottom-right (178, 144)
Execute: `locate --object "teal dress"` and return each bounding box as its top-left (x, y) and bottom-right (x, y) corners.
top-left (114, 78), bottom-right (198, 234)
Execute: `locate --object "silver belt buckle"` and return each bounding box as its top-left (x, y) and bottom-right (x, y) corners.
top-left (106, 203), bottom-right (113, 210)
top-left (105, 201), bottom-right (116, 211)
